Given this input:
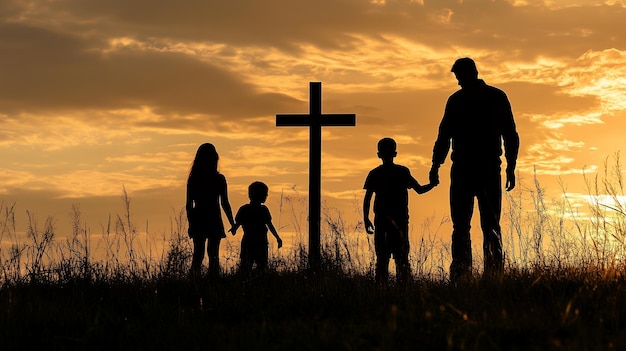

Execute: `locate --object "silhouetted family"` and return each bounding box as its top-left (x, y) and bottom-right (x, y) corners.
top-left (186, 58), bottom-right (519, 284)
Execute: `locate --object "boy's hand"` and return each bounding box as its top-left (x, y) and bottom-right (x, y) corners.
top-left (277, 237), bottom-right (283, 249)
top-left (364, 218), bottom-right (374, 234)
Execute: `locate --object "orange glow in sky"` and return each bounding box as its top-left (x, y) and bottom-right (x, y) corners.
top-left (1, 0), bottom-right (625, 253)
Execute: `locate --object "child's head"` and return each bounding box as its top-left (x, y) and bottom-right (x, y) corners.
top-left (248, 181), bottom-right (269, 203)
top-left (377, 137), bottom-right (397, 159)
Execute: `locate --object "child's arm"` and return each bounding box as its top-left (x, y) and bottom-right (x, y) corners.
top-left (267, 221), bottom-right (282, 248)
top-left (363, 189), bottom-right (374, 234)
top-left (408, 171), bottom-right (438, 194)
top-left (414, 181), bottom-right (437, 194)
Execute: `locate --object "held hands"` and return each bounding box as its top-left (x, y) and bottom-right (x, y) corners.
top-left (228, 226), bottom-right (237, 235)
top-left (429, 165), bottom-right (440, 186)
top-left (426, 184), bottom-right (435, 193)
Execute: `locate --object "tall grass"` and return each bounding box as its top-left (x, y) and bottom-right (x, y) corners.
top-left (2, 158), bottom-right (626, 350)
top-left (499, 153), bottom-right (626, 275)
top-left (0, 155), bottom-right (625, 285)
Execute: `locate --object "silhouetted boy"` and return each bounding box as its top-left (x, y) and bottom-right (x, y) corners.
top-left (363, 138), bottom-right (436, 284)
top-left (230, 181), bottom-right (283, 273)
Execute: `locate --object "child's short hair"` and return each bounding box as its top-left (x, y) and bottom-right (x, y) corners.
top-left (248, 181), bottom-right (269, 202)
top-left (377, 137), bottom-right (397, 156)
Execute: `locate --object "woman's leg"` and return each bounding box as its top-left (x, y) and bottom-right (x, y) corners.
top-left (190, 237), bottom-right (206, 276)
top-left (207, 236), bottom-right (222, 278)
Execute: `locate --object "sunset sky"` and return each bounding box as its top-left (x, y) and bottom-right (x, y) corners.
top-left (1, 0), bottom-right (625, 248)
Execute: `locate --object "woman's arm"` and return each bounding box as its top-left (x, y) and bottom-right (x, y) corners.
top-left (220, 176), bottom-right (235, 227)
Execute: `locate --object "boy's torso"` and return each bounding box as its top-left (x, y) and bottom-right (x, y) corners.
top-left (365, 164), bottom-right (412, 219)
top-left (237, 203), bottom-right (270, 245)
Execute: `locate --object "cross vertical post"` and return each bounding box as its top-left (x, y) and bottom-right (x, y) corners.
top-left (276, 82), bottom-right (356, 272)
top-left (309, 83), bottom-right (322, 272)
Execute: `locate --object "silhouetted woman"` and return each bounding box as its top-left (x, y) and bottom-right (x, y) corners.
top-left (186, 143), bottom-right (235, 278)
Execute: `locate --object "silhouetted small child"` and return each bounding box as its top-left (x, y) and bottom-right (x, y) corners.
top-left (363, 138), bottom-right (436, 284)
top-left (230, 181), bottom-right (283, 273)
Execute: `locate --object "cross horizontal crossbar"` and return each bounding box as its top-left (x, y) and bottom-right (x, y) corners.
top-left (276, 114), bottom-right (356, 127)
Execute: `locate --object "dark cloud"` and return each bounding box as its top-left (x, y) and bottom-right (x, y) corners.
top-left (25, 0), bottom-right (623, 62)
top-left (0, 22), bottom-right (299, 123)
top-left (51, 0), bottom-right (426, 51)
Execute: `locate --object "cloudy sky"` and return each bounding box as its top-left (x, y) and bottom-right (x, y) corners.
top-left (0, 0), bottom-right (625, 245)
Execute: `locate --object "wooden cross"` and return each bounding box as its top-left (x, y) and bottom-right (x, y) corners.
top-left (276, 82), bottom-right (356, 272)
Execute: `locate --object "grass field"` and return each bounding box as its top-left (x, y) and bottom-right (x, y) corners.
top-left (1, 160), bottom-right (626, 350)
top-left (1, 266), bottom-right (626, 350)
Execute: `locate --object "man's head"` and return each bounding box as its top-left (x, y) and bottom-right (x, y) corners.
top-left (451, 57), bottom-right (479, 87)
top-left (377, 137), bottom-right (397, 160)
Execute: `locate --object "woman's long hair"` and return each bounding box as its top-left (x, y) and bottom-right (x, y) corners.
top-left (188, 143), bottom-right (219, 181)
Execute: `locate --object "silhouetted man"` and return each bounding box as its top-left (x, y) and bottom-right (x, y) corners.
top-left (429, 58), bottom-right (519, 282)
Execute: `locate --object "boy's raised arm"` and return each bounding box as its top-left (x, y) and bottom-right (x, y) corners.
top-left (414, 181), bottom-right (437, 194)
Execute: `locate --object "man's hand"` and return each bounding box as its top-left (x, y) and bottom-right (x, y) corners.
top-left (505, 167), bottom-right (516, 191)
top-left (364, 218), bottom-right (374, 234)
